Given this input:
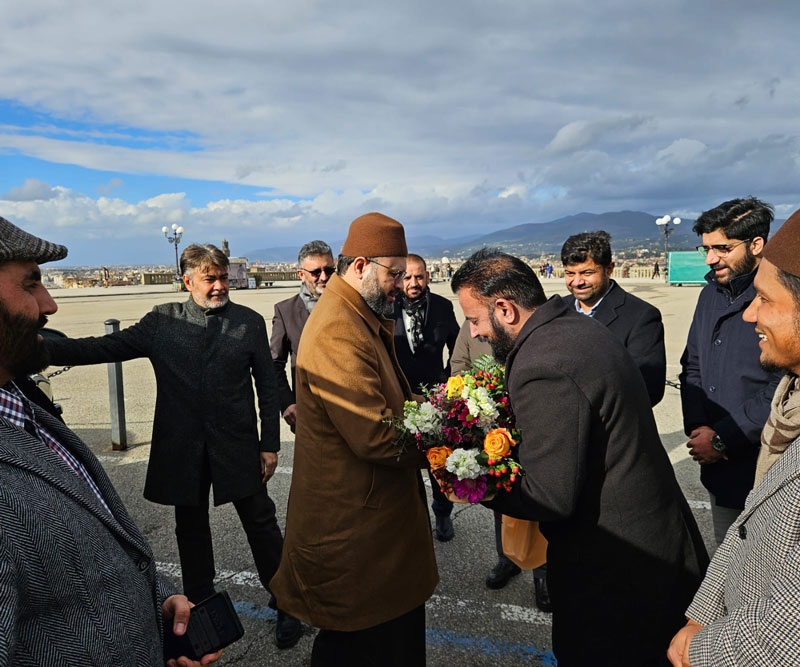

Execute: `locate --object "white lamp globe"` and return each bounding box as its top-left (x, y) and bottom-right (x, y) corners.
top-left (161, 226), bottom-right (169, 234)
top-left (176, 226), bottom-right (184, 234)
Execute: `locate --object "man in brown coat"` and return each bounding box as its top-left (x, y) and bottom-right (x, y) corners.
top-left (270, 213), bottom-right (438, 666)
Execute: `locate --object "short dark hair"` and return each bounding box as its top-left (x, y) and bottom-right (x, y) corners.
top-left (180, 244), bottom-right (229, 277)
top-left (693, 197), bottom-right (773, 241)
top-left (777, 267), bottom-right (800, 311)
top-left (451, 248), bottom-right (546, 310)
top-left (407, 253), bottom-right (426, 271)
top-left (298, 240), bottom-right (332, 265)
top-left (561, 231), bottom-right (612, 267)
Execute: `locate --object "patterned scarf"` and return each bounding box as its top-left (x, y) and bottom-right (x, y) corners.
top-left (754, 374), bottom-right (800, 488)
top-left (402, 287), bottom-right (428, 353)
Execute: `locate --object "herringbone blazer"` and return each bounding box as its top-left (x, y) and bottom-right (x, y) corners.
top-left (0, 403), bottom-right (176, 666)
top-left (687, 432), bottom-right (800, 665)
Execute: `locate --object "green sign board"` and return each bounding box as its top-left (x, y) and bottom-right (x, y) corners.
top-left (668, 251), bottom-right (708, 285)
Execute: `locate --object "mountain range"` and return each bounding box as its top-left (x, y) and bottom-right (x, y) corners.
top-left (245, 210), bottom-right (703, 262)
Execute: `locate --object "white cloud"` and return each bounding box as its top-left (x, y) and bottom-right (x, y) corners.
top-left (2, 178), bottom-right (58, 201)
top-left (0, 0), bottom-right (799, 258)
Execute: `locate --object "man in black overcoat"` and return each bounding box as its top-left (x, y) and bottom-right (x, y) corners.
top-left (452, 249), bottom-right (708, 666)
top-left (270, 240), bottom-right (334, 430)
top-left (561, 230), bottom-right (666, 406)
top-left (46, 243), bottom-right (301, 648)
top-left (391, 253), bottom-right (459, 540)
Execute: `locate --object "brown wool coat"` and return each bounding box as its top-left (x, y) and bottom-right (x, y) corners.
top-left (269, 274), bottom-right (439, 631)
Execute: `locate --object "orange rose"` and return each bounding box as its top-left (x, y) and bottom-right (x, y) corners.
top-left (483, 428), bottom-right (515, 459)
top-left (427, 446), bottom-right (453, 471)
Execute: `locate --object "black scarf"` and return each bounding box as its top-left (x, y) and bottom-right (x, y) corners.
top-left (402, 287), bottom-right (428, 352)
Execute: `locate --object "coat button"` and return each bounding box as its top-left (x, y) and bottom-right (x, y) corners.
top-left (738, 525), bottom-right (747, 540)
top-left (709, 385), bottom-right (716, 393)
top-left (714, 339), bottom-right (722, 346)
top-left (138, 558), bottom-right (150, 571)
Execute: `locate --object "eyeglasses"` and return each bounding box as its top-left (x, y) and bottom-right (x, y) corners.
top-left (301, 266), bottom-right (335, 279)
top-left (368, 259), bottom-right (406, 281)
top-left (695, 239), bottom-right (750, 258)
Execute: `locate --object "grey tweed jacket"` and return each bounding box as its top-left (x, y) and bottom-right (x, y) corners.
top-left (687, 432), bottom-right (800, 665)
top-left (0, 403), bottom-right (177, 666)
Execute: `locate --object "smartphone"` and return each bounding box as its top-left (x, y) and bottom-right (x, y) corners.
top-left (163, 591), bottom-right (245, 661)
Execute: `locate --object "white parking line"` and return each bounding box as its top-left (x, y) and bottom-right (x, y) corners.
top-left (156, 561), bottom-right (554, 627)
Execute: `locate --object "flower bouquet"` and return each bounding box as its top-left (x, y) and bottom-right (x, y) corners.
top-left (392, 355), bottom-right (524, 503)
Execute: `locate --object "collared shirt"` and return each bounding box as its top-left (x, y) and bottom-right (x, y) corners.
top-left (574, 280), bottom-right (616, 318)
top-left (0, 381), bottom-right (111, 514)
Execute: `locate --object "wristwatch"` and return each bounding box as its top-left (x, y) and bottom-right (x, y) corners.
top-left (711, 434), bottom-right (727, 453)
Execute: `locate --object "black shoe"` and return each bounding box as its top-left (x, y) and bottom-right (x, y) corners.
top-left (534, 576), bottom-right (553, 613)
top-left (485, 560), bottom-right (521, 589)
top-left (435, 515), bottom-right (455, 542)
top-left (276, 610), bottom-right (302, 649)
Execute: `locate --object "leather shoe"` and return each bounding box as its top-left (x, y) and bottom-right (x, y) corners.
top-left (435, 515), bottom-right (455, 542)
top-left (534, 576), bottom-right (552, 613)
top-left (275, 610), bottom-right (302, 649)
top-left (485, 559), bottom-right (521, 589)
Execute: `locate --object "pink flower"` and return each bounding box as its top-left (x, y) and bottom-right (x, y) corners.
top-left (452, 476), bottom-right (489, 503)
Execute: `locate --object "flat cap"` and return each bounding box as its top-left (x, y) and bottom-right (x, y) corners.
top-left (340, 212), bottom-right (407, 258)
top-left (763, 208), bottom-right (800, 278)
top-left (0, 216), bottom-right (68, 265)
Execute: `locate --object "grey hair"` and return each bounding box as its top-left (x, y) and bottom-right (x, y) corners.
top-left (298, 240), bottom-right (333, 265)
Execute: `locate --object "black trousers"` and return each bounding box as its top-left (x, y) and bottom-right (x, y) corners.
top-left (311, 604), bottom-right (426, 667)
top-left (174, 479), bottom-right (284, 603)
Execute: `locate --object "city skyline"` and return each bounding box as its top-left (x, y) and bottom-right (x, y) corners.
top-left (1, 2), bottom-right (798, 264)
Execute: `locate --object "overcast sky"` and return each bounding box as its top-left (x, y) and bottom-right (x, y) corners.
top-left (1, 1), bottom-right (798, 264)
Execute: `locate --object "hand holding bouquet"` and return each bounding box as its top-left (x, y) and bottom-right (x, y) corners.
top-left (391, 356), bottom-right (524, 503)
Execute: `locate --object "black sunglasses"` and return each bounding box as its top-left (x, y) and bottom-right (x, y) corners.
top-left (302, 266), bottom-right (335, 278)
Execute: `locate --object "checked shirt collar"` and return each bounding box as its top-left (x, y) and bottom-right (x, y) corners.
top-left (0, 380), bottom-right (111, 515)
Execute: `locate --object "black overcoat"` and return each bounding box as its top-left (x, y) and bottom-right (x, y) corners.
top-left (485, 296), bottom-right (708, 666)
top-left (47, 298), bottom-right (280, 506)
top-left (562, 281), bottom-right (666, 406)
top-left (391, 291), bottom-right (460, 392)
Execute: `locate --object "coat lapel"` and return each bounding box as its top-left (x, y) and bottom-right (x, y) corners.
top-left (0, 410), bottom-right (149, 555)
top-left (734, 436), bottom-right (800, 525)
top-left (293, 293), bottom-right (310, 329)
top-left (592, 283), bottom-right (623, 327)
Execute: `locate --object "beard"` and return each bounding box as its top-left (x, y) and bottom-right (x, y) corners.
top-left (0, 301), bottom-right (51, 378)
top-left (361, 269), bottom-right (395, 317)
top-left (714, 246), bottom-right (758, 285)
top-left (488, 310), bottom-right (517, 363)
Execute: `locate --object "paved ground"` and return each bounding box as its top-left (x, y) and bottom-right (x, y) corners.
top-left (43, 278), bottom-right (712, 666)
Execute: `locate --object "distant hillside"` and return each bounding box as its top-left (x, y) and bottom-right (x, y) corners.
top-left (245, 211), bottom-right (709, 262)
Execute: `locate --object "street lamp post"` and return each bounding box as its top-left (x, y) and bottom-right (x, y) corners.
top-left (162, 224), bottom-right (185, 282)
top-left (655, 215), bottom-right (680, 281)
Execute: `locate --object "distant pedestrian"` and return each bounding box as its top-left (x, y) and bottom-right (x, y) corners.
top-left (652, 260), bottom-right (661, 279)
top-left (546, 262), bottom-right (554, 279)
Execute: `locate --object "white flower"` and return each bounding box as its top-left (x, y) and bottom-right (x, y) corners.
top-left (445, 448), bottom-right (490, 480)
top-left (403, 401), bottom-right (442, 435)
top-left (463, 385), bottom-right (499, 429)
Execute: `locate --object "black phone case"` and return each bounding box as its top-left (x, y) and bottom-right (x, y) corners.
top-left (163, 591), bottom-right (245, 661)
